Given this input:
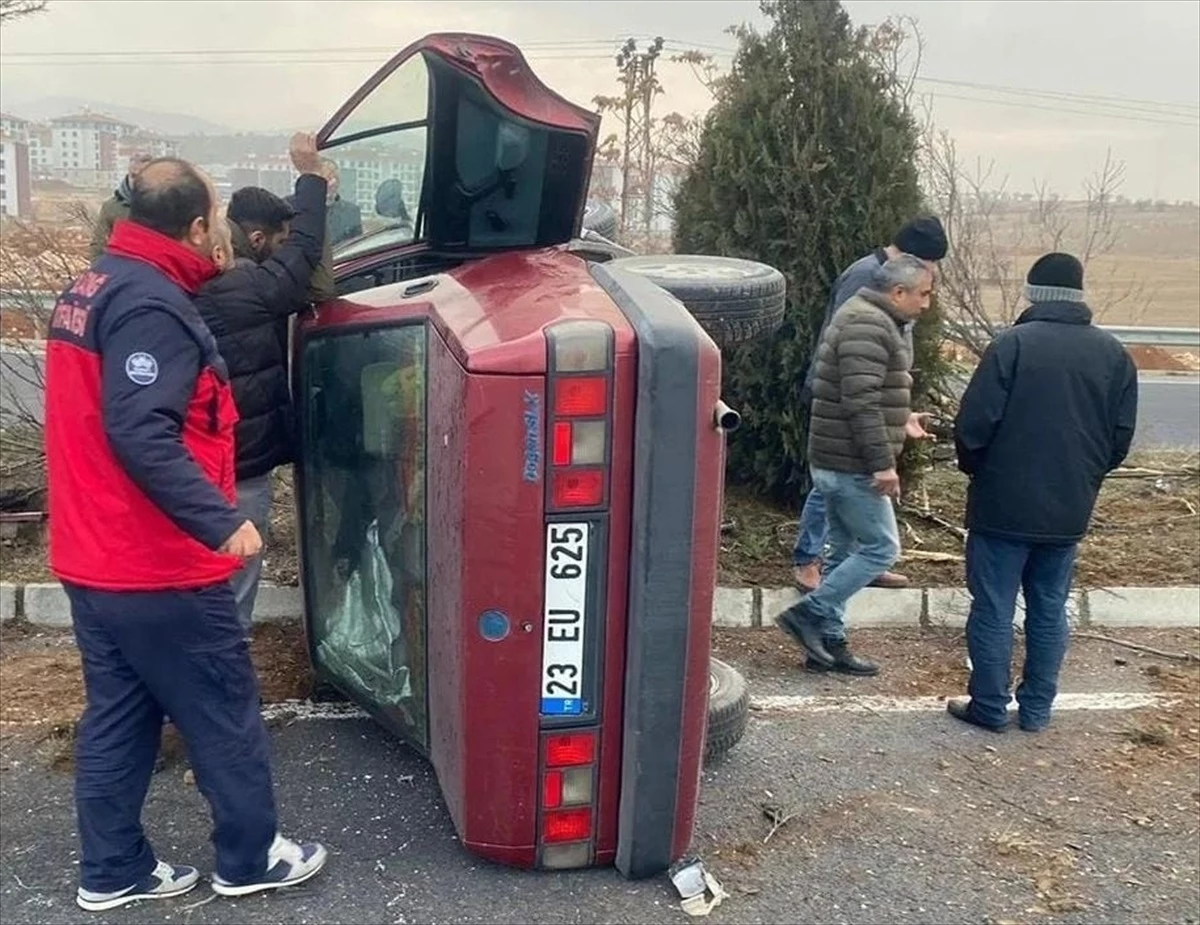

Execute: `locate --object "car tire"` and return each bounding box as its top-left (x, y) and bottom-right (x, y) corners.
top-left (582, 201), bottom-right (619, 241)
top-left (607, 254), bottom-right (786, 348)
top-left (705, 657), bottom-right (749, 764)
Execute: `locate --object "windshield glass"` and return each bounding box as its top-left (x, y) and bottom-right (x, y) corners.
top-left (333, 226), bottom-right (416, 263)
top-left (322, 54), bottom-right (429, 250)
top-left (299, 324), bottom-right (428, 747)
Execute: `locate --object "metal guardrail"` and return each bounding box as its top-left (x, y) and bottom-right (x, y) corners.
top-left (1096, 326), bottom-right (1200, 348)
top-left (3, 289), bottom-right (1199, 347)
top-left (947, 321), bottom-right (1200, 349)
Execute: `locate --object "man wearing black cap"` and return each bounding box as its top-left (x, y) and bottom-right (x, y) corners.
top-left (792, 215), bottom-right (948, 596)
top-left (948, 252), bottom-right (1138, 733)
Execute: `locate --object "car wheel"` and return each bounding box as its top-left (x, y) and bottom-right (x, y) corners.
top-left (607, 255), bottom-right (786, 349)
top-left (705, 657), bottom-right (749, 764)
top-left (582, 201), bottom-right (619, 241)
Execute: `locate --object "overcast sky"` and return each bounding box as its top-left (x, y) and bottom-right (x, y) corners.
top-left (1, 0), bottom-right (1197, 200)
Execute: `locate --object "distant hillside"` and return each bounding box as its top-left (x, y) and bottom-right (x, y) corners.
top-left (3, 96), bottom-right (237, 136)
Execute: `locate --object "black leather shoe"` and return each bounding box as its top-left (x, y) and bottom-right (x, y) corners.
top-left (775, 606), bottom-right (834, 667)
top-left (947, 698), bottom-right (1008, 733)
top-left (817, 641), bottom-right (879, 676)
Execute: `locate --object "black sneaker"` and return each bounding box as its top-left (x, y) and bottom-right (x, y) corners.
top-left (775, 605), bottom-right (833, 667)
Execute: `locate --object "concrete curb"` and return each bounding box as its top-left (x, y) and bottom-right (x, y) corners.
top-left (1, 581), bottom-right (1196, 630)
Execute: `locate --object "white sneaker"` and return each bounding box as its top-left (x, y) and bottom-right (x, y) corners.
top-left (76, 859), bottom-right (199, 912)
top-left (211, 834), bottom-right (327, 897)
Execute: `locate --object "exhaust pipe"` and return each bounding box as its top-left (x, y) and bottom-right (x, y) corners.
top-left (714, 400), bottom-right (741, 433)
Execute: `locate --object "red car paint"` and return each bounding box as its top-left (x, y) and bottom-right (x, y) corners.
top-left (297, 33), bottom-right (724, 876)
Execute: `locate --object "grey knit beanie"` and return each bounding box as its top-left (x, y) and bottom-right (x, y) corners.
top-left (1024, 252), bottom-right (1085, 303)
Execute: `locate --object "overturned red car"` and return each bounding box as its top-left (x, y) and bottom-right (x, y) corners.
top-left (294, 32), bottom-right (784, 878)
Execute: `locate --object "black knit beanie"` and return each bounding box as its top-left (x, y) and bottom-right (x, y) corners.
top-left (1025, 252), bottom-right (1085, 303)
top-left (893, 215), bottom-right (948, 262)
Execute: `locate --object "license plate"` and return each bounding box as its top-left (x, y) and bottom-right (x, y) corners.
top-left (541, 522), bottom-right (590, 716)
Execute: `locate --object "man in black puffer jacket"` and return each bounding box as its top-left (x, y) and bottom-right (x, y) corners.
top-left (196, 133), bottom-right (328, 632)
top-left (948, 253), bottom-right (1138, 734)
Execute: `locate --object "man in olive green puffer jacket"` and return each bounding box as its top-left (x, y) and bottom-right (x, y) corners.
top-left (89, 154), bottom-right (153, 259)
top-left (776, 254), bottom-right (934, 677)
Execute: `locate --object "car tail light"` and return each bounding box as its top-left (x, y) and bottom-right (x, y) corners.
top-left (561, 767), bottom-right (592, 805)
top-left (542, 808), bottom-right (592, 843)
top-left (552, 422), bottom-right (573, 466)
top-left (570, 421), bottom-right (606, 465)
top-left (551, 469), bottom-right (604, 508)
top-left (539, 732), bottom-right (597, 865)
top-left (543, 770), bottom-right (563, 809)
top-left (554, 377), bottom-right (607, 417)
top-left (546, 732), bottom-right (595, 767)
top-left (545, 321), bottom-right (612, 512)
top-left (540, 841), bottom-right (592, 869)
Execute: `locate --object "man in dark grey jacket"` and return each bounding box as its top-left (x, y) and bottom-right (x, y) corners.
top-left (776, 255), bottom-right (933, 675)
top-left (947, 253), bottom-right (1138, 733)
top-left (792, 216), bottom-right (947, 594)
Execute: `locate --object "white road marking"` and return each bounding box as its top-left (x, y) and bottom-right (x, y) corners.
top-left (255, 691), bottom-right (1174, 726)
top-left (261, 701), bottom-right (368, 722)
top-left (750, 691), bottom-right (1175, 715)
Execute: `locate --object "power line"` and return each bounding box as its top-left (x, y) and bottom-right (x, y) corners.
top-left (664, 38), bottom-right (1200, 112)
top-left (655, 38), bottom-right (1200, 118)
top-left (0, 52), bottom-right (622, 68)
top-left (925, 91), bottom-right (1198, 127)
top-left (4, 35), bottom-right (1197, 126)
top-left (916, 76), bottom-right (1199, 116)
top-left (0, 39), bottom-right (628, 59)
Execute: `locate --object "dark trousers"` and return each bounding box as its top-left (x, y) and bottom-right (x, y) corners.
top-left (964, 532), bottom-right (1078, 728)
top-left (66, 582), bottom-right (278, 892)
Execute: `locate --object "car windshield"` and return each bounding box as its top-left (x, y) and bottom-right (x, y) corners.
top-left (333, 225), bottom-right (416, 263)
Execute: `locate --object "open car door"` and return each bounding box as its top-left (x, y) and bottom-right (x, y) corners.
top-left (316, 33), bottom-right (600, 262)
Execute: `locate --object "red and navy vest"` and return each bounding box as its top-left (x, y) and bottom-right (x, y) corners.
top-left (45, 221), bottom-right (243, 591)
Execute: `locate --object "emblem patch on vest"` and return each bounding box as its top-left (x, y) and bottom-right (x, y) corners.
top-left (125, 352), bottom-right (159, 386)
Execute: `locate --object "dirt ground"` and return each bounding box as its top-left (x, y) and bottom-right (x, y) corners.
top-left (0, 620), bottom-right (313, 740)
top-left (3, 454), bottom-right (1197, 591)
top-left (719, 452), bottom-right (1200, 589)
top-left (3, 621), bottom-right (1195, 823)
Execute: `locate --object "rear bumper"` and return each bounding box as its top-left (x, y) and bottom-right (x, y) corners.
top-left (590, 264), bottom-right (722, 879)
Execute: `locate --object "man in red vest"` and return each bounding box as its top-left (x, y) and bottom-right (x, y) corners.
top-left (44, 158), bottom-right (326, 912)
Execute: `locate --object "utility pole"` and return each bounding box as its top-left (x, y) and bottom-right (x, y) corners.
top-left (639, 37), bottom-right (664, 235)
top-left (597, 36), bottom-right (665, 239)
top-left (613, 39), bottom-right (640, 237)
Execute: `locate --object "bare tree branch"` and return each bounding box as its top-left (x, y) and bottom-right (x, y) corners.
top-left (0, 0), bottom-right (47, 23)
top-left (1, 217), bottom-right (90, 497)
top-left (919, 117), bottom-right (1150, 359)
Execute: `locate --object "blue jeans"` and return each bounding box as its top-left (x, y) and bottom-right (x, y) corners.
top-left (67, 582), bottom-right (278, 892)
top-left (231, 473), bottom-right (275, 633)
top-left (801, 468), bottom-right (900, 642)
top-left (965, 532), bottom-right (1077, 728)
top-left (791, 484), bottom-right (828, 567)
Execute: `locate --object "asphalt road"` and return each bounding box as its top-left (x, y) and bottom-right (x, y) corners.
top-left (2, 630), bottom-right (1197, 925)
top-left (3, 348), bottom-right (1197, 448)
